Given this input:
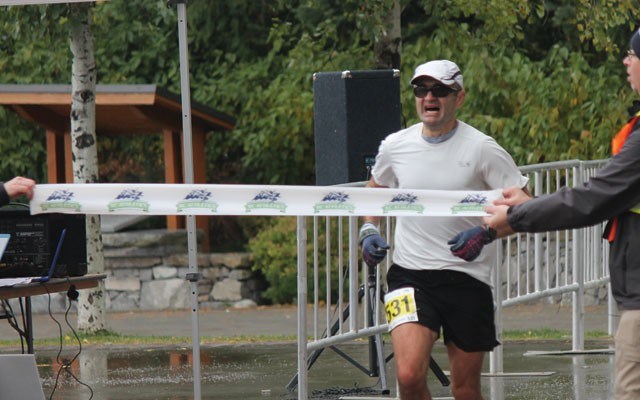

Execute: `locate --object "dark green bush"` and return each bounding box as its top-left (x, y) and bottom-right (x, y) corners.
top-left (249, 216), bottom-right (351, 305)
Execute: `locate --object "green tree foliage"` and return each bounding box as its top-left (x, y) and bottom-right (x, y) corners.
top-left (0, 4), bottom-right (71, 181)
top-left (0, 107), bottom-right (46, 180)
top-left (1, 0), bottom-right (634, 184)
top-left (0, 1), bottom-right (638, 301)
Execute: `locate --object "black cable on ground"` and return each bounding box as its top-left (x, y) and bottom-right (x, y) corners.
top-left (44, 282), bottom-right (93, 400)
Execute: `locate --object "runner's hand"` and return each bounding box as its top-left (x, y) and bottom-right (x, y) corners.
top-left (359, 223), bottom-right (390, 267)
top-left (448, 225), bottom-right (496, 262)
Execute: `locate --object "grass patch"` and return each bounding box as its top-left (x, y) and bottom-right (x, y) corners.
top-left (0, 329), bottom-right (611, 349)
top-left (502, 328), bottom-right (611, 341)
top-left (0, 330), bottom-right (298, 349)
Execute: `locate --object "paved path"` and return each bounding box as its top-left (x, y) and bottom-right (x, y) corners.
top-left (499, 303), bottom-right (614, 333)
top-left (0, 303), bottom-right (614, 342)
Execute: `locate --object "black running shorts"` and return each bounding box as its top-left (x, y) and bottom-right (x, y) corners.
top-left (386, 264), bottom-right (499, 352)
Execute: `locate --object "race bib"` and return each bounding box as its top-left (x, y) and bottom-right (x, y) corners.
top-left (384, 287), bottom-right (418, 331)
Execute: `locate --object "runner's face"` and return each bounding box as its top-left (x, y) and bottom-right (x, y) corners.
top-left (413, 78), bottom-right (464, 133)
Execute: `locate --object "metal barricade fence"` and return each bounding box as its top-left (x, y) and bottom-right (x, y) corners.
top-left (294, 159), bottom-right (610, 399)
top-left (490, 159), bottom-right (610, 373)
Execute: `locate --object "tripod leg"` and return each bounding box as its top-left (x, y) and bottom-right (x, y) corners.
top-left (372, 332), bottom-right (390, 393)
top-left (285, 301), bottom-right (353, 392)
top-left (429, 357), bottom-right (450, 386)
top-left (286, 265), bottom-right (393, 394)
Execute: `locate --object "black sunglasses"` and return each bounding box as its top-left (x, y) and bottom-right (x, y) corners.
top-left (412, 84), bottom-right (457, 98)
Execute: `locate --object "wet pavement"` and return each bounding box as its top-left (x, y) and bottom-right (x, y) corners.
top-left (7, 341), bottom-right (615, 399)
top-left (0, 303), bottom-right (616, 399)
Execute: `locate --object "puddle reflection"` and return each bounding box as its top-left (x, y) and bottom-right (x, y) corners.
top-left (11, 342), bottom-right (616, 399)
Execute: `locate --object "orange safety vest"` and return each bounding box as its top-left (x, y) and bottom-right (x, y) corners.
top-left (607, 114), bottom-right (640, 242)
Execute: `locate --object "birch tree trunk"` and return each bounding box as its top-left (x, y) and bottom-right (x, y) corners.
top-left (69, 3), bottom-right (106, 333)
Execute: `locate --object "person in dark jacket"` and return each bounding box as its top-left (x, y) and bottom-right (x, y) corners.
top-left (0, 176), bottom-right (35, 206)
top-left (448, 28), bottom-right (640, 400)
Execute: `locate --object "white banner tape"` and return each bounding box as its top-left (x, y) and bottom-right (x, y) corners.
top-left (29, 183), bottom-right (501, 217)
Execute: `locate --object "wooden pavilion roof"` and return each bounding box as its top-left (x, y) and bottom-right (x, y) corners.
top-left (0, 84), bottom-right (236, 249)
top-left (0, 83), bottom-right (235, 135)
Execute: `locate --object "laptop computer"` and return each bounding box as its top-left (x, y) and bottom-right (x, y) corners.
top-left (29, 228), bottom-right (66, 283)
top-left (0, 233), bottom-right (9, 261)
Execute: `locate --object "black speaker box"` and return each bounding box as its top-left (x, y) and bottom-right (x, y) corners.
top-left (0, 208), bottom-right (87, 278)
top-left (313, 69), bottom-right (402, 185)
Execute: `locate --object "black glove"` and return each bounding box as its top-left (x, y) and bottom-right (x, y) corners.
top-left (448, 225), bottom-right (497, 262)
top-left (359, 223), bottom-right (390, 267)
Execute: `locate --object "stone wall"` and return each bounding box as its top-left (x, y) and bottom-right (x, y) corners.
top-left (20, 229), bottom-right (608, 314)
top-left (25, 230), bottom-right (266, 313)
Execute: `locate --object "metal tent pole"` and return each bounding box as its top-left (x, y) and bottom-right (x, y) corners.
top-left (296, 216), bottom-right (308, 400)
top-left (173, 1), bottom-right (202, 398)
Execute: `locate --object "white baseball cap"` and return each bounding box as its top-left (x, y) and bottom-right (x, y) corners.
top-left (410, 60), bottom-right (463, 89)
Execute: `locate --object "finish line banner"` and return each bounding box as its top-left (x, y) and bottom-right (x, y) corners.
top-left (30, 184), bottom-right (502, 217)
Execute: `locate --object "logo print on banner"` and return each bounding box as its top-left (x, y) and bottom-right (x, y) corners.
top-left (108, 189), bottom-right (150, 212)
top-left (313, 191), bottom-right (355, 214)
top-left (40, 189), bottom-right (82, 212)
top-left (383, 193), bottom-right (424, 214)
top-left (176, 189), bottom-right (218, 213)
top-left (451, 193), bottom-right (487, 214)
top-left (245, 190), bottom-right (287, 213)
